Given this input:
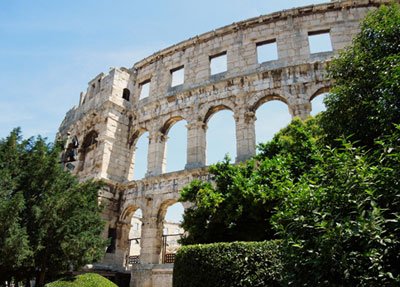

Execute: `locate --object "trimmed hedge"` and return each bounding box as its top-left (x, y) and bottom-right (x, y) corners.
top-left (173, 240), bottom-right (282, 287)
top-left (45, 273), bottom-right (118, 287)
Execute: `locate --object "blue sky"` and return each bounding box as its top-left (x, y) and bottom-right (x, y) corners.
top-left (0, 0), bottom-right (328, 222)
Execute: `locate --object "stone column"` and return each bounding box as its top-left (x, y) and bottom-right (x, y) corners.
top-left (139, 216), bottom-right (163, 264)
top-left (185, 121), bottom-right (207, 169)
top-left (289, 102), bottom-right (311, 120)
top-left (146, 132), bottom-right (168, 177)
top-left (131, 208), bottom-right (164, 287)
top-left (126, 146), bottom-right (137, 181)
top-left (234, 111), bottom-right (256, 162)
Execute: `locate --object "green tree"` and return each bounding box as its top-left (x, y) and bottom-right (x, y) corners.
top-left (271, 5), bottom-right (400, 285)
top-left (0, 129), bottom-right (108, 286)
top-left (179, 118), bottom-right (319, 244)
top-left (0, 130), bottom-right (32, 285)
top-left (272, 127), bottom-right (400, 286)
top-left (321, 3), bottom-right (400, 149)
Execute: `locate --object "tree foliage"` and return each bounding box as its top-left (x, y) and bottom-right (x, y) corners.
top-left (179, 117), bottom-right (319, 244)
top-left (273, 129), bottom-right (400, 286)
top-left (0, 129), bottom-right (108, 286)
top-left (321, 3), bottom-right (400, 149)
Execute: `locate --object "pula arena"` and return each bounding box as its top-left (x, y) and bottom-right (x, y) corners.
top-left (57, 1), bottom-right (393, 286)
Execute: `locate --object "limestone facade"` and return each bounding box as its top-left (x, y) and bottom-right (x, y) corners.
top-left (57, 1), bottom-right (395, 286)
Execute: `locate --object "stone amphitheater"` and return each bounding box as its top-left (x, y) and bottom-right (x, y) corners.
top-left (57, 0), bottom-right (394, 286)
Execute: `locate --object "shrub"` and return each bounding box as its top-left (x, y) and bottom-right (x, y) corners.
top-left (173, 240), bottom-right (282, 287)
top-left (45, 273), bottom-right (117, 287)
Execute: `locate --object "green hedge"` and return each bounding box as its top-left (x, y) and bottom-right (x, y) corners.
top-left (173, 240), bottom-right (282, 287)
top-left (45, 273), bottom-right (118, 287)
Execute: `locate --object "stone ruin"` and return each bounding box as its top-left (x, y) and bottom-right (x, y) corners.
top-left (57, 1), bottom-right (393, 286)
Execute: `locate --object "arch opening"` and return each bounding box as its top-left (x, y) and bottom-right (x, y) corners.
top-left (255, 100), bottom-right (291, 145)
top-left (158, 201), bottom-right (184, 264)
top-left (206, 109), bottom-right (236, 165)
top-left (251, 94), bottom-right (288, 113)
top-left (160, 116), bottom-right (184, 135)
top-left (81, 130), bottom-right (98, 149)
top-left (203, 104), bottom-right (232, 124)
top-left (78, 130), bottom-right (99, 171)
top-left (127, 208), bottom-right (143, 266)
top-left (310, 92), bottom-right (329, 116)
top-left (163, 118), bottom-right (187, 173)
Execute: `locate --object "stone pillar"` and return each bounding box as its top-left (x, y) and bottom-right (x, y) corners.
top-left (185, 121), bottom-right (207, 169)
top-left (289, 102), bottom-right (311, 120)
top-left (234, 111), bottom-right (256, 162)
top-left (131, 212), bottom-right (164, 287)
top-left (126, 146), bottom-right (137, 181)
top-left (146, 132), bottom-right (168, 177)
top-left (139, 216), bottom-right (163, 264)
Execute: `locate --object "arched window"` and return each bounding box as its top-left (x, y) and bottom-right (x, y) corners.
top-left (161, 202), bottom-right (184, 263)
top-left (206, 109), bottom-right (236, 165)
top-left (82, 130), bottom-right (98, 149)
top-left (79, 130), bottom-right (98, 171)
top-left (123, 88), bottom-right (130, 101)
top-left (255, 100), bottom-right (291, 145)
top-left (128, 208), bottom-right (143, 264)
top-left (165, 120), bottom-right (187, 173)
top-left (310, 93), bottom-right (328, 116)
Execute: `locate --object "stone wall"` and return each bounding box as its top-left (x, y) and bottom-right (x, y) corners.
top-left (56, 1), bottom-right (395, 286)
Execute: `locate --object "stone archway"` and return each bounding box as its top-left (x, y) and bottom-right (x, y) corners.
top-left (55, 2), bottom-right (388, 286)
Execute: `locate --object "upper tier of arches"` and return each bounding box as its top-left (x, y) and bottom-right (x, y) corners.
top-left (57, 0), bottom-right (387, 184)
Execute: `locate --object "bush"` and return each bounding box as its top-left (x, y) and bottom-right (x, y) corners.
top-left (45, 273), bottom-right (117, 287)
top-left (173, 240), bottom-right (282, 287)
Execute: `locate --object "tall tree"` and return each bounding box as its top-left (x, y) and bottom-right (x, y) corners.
top-left (0, 129), bottom-right (108, 286)
top-left (321, 3), bottom-right (400, 149)
top-left (0, 130), bottom-right (32, 285)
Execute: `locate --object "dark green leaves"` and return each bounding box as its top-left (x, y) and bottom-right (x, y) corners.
top-left (173, 240), bottom-right (282, 287)
top-left (321, 3), bottom-right (400, 149)
top-left (0, 129), bottom-right (108, 285)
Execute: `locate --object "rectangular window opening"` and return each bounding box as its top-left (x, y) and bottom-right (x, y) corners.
top-left (210, 52), bottom-right (227, 75)
top-left (171, 66), bottom-right (184, 87)
top-left (308, 30), bottom-right (333, 54)
top-left (257, 39), bottom-right (278, 63)
top-left (139, 80), bottom-right (150, 99)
